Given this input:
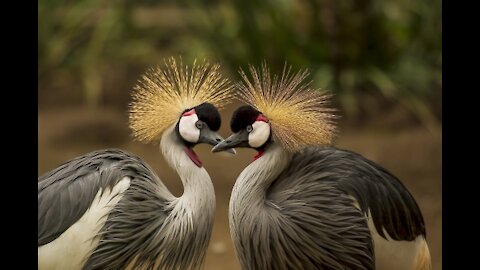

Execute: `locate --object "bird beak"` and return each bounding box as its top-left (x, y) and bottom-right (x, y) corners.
top-left (211, 131), bottom-right (249, 153)
top-left (198, 128), bottom-right (236, 155)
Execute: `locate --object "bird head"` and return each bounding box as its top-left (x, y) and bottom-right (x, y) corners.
top-left (129, 57), bottom-right (235, 167)
top-left (176, 102), bottom-right (233, 147)
top-left (212, 63), bottom-right (337, 159)
top-left (212, 105), bottom-right (271, 159)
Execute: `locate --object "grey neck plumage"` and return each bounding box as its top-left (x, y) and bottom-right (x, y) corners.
top-left (141, 125), bottom-right (216, 269)
top-left (230, 143), bottom-right (291, 208)
top-left (229, 143), bottom-right (290, 227)
top-left (160, 125), bottom-right (216, 233)
top-left (228, 143), bottom-right (291, 269)
top-left (161, 125), bottom-right (215, 203)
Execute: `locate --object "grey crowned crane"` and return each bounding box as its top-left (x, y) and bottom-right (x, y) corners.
top-left (212, 64), bottom-right (432, 270)
top-left (38, 58), bottom-right (235, 270)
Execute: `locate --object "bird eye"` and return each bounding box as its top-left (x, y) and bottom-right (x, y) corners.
top-left (195, 121), bottom-right (204, 129)
top-left (246, 125), bottom-right (253, 132)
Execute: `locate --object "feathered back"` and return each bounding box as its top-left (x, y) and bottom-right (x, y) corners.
top-left (129, 57), bottom-right (234, 143)
top-left (237, 63), bottom-right (337, 152)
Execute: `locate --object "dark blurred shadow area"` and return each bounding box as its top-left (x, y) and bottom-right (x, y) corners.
top-left (38, 0), bottom-right (442, 269)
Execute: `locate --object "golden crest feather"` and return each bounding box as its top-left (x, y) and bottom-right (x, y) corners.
top-left (237, 63), bottom-right (337, 152)
top-left (129, 57), bottom-right (234, 143)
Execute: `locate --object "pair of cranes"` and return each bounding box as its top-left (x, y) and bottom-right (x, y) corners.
top-left (38, 58), bottom-right (432, 270)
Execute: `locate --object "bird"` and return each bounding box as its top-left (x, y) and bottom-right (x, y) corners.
top-left (212, 63), bottom-right (432, 270)
top-left (38, 57), bottom-right (235, 270)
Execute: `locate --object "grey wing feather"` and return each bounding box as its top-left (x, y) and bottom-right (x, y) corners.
top-left (83, 171), bottom-right (174, 270)
top-left (264, 149), bottom-right (374, 270)
top-left (316, 147), bottom-right (425, 240)
top-left (38, 149), bottom-right (173, 247)
top-left (271, 147), bottom-right (425, 241)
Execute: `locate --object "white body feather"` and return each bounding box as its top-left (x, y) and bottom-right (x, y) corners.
top-left (38, 177), bottom-right (131, 270)
top-left (367, 213), bottom-right (431, 270)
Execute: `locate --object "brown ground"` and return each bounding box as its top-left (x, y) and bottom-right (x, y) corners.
top-left (38, 104), bottom-right (442, 270)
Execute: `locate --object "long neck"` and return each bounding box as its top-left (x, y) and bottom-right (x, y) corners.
top-left (228, 143), bottom-right (291, 266)
top-left (160, 125), bottom-right (215, 225)
top-left (160, 125), bottom-right (214, 197)
top-left (230, 143), bottom-right (291, 210)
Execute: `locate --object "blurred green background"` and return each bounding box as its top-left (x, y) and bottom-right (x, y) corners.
top-left (39, 0), bottom-right (441, 127)
top-left (38, 0), bottom-right (442, 269)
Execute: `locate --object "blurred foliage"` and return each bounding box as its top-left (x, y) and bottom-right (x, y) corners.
top-left (39, 0), bottom-right (441, 127)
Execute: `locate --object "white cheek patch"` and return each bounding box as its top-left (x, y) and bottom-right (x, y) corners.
top-left (179, 114), bottom-right (200, 143)
top-left (248, 121), bottom-right (270, 148)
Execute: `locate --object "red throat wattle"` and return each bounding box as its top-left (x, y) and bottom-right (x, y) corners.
top-left (185, 147), bottom-right (203, 167)
top-left (253, 149), bottom-right (265, 161)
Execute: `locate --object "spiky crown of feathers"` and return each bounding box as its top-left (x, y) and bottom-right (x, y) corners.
top-left (129, 57), bottom-right (234, 144)
top-left (237, 63), bottom-right (337, 152)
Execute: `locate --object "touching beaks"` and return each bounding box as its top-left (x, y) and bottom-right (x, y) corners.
top-left (198, 128), bottom-right (236, 155)
top-left (211, 131), bottom-right (249, 153)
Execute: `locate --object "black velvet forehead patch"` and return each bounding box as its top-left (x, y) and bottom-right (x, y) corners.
top-left (230, 105), bottom-right (261, 132)
top-left (194, 102), bottom-right (221, 131)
